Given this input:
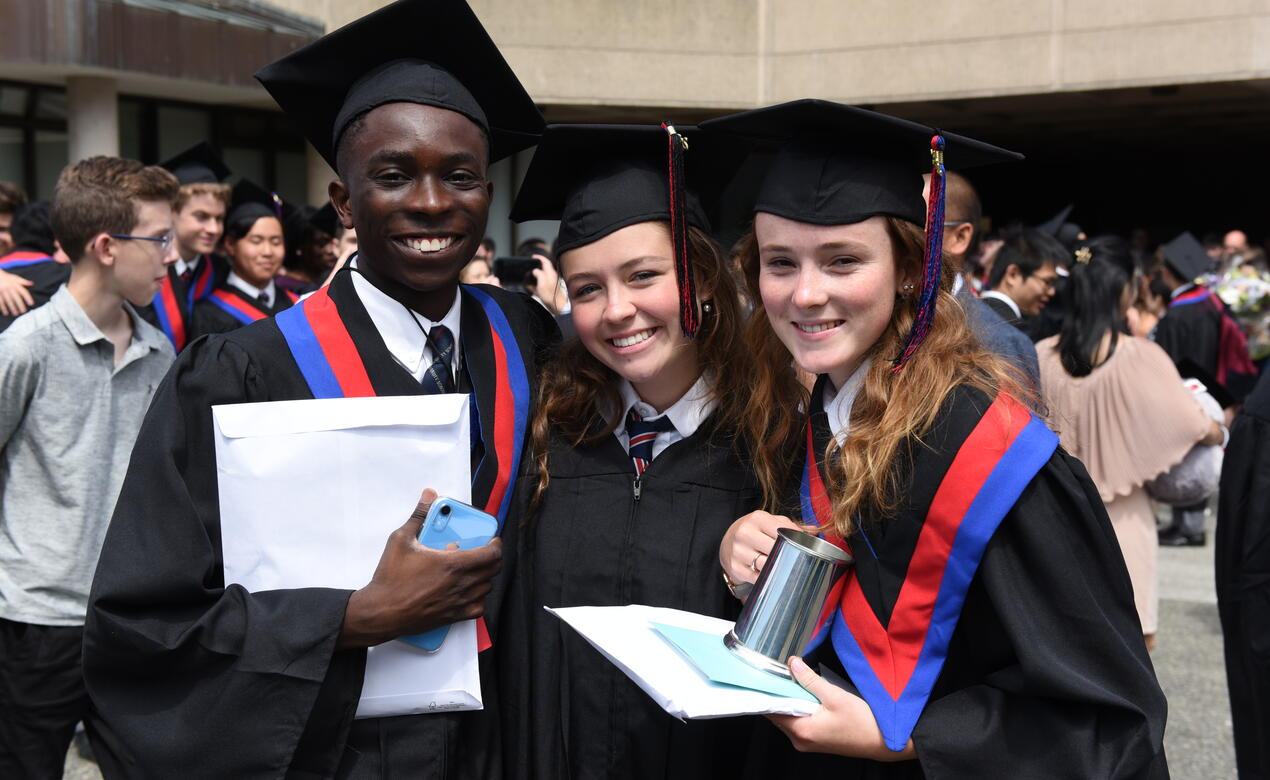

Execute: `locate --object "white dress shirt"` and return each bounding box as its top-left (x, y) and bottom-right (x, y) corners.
top-left (348, 259), bottom-right (463, 384)
top-left (823, 359), bottom-right (871, 444)
top-left (227, 272), bottom-right (278, 308)
top-left (174, 254), bottom-right (201, 280)
top-left (980, 289), bottom-right (1022, 319)
top-left (606, 374), bottom-right (716, 460)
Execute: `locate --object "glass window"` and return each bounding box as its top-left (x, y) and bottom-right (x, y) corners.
top-left (34, 89), bottom-right (67, 121)
top-left (34, 130), bottom-right (68, 200)
top-left (0, 127), bottom-right (24, 186)
top-left (119, 100), bottom-right (142, 161)
top-left (223, 147), bottom-right (265, 186)
top-left (273, 150), bottom-right (307, 204)
top-left (0, 86), bottom-right (27, 116)
top-left (156, 105), bottom-right (211, 160)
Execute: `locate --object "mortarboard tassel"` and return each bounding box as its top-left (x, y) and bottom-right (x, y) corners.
top-left (892, 134), bottom-right (946, 373)
top-left (662, 122), bottom-right (700, 339)
top-left (270, 191), bottom-right (284, 221)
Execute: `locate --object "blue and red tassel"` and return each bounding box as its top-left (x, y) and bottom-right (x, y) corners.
top-left (662, 122), bottom-right (700, 339)
top-left (892, 134), bottom-right (946, 373)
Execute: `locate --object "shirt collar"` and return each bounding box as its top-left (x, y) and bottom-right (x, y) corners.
top-left (823, 358), bottom-right (871, 444)
top-left (227, 271), bottom-right (276, 307)
top-left (613, 373), bottom-right (716, 439)
top-left (174, 254), bottom-right (200, 278)
top-left (348, 257), bottom-right (462, 375)
top-left (980, 289), bottom-right (1021, 318)
top-left (52, 286), bottom-right (168, 355)
top-left (1171, 282), bottom-right (1196, 300)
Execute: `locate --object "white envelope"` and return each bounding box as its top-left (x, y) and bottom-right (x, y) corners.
top-left (212, 394), bottom-right (482, 718)
top-left (548, 605), bottom-right (820, 720)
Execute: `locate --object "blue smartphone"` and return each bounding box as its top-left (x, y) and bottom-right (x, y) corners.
top-left (398, 498), bottom-right (499, 652)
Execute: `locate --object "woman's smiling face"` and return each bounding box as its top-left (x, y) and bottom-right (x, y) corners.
top-left (563, 221), bottom-right (700, 411)
top-left (756, 212), bottom-right (910, 388)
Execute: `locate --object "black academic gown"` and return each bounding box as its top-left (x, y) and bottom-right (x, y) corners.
top-left (743, 381), bottom-right (1168, 779)
top-left (190, 282), bottom-right (299, 338)
top-left (0, 257), bottom-right (70, 331)
top-left (83, 268), bottom-right (558, 780)
top-left (1154, 289), bottom-right (1221, 379)
top-left (1216, 368), bottom-right (1270, 780)
top-left (137, 253), bottom-right (229, 350)
top-left (499, 412), bottom-right (761, 780)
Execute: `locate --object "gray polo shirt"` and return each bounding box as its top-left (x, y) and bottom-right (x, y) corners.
top-left (0, 286), bottom-right (174, 626)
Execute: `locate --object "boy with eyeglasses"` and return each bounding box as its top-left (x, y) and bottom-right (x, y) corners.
top-left (0, 156), bottom-right (176, 777)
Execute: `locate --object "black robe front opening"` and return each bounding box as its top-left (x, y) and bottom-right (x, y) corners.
top-left (83, 268), bottom-right (557, 779)
top-left (1216, 368), bottom-right (1270, 780)
top-left (742, 383), bottom-right (1169, 779)
top-left (499, 416), bottom-right (762, 780)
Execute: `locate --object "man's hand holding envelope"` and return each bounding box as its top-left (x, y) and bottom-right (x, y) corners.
top-left (339, 489), bottom-right (501, 648)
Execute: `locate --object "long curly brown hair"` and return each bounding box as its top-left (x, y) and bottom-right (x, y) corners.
top-left (736, 216), bottom-right (1027, 536)
top-left (528, 223), bottom-right (753, 515)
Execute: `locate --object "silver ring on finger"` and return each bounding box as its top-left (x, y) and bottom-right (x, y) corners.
top-left (750, 554), bottom-right (761, 573)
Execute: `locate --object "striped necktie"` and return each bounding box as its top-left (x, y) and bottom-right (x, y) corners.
top-left (420, 325), bottom-right (455, 394)
top-left (626, 408), bottom-right (675, 476)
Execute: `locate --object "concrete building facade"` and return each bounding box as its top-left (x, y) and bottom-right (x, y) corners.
top-left (4, 0), bottom-right (1270, 244)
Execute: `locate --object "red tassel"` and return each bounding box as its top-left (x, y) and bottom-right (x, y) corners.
top-left (662, 122), bottom-right (699, 339)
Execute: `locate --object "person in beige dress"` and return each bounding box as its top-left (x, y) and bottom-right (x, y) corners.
top-left (1038, 236), bottom-right (1224, 650)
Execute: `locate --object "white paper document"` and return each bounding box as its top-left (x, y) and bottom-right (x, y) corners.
top-left (213, 394), bottom-right (481, 718)
top-left (547, 605), bottom-right (821, 720)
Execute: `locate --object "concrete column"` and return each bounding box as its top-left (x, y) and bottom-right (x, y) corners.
top-left (66, 76), bottom-right (119, 161)
top-left (306, 143), bottom-right (336, 206)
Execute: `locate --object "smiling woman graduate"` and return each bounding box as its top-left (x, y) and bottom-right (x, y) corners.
top-left (80, 1), bottom-right (557, 778)
top-left (702, 101), bottom-right (1169, 778)
top-left (497, 124), bottom-right (759, 780)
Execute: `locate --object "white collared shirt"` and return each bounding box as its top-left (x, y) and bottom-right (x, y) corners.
top-left (1171, 282), bottom-right (1196, 300)
top-left (174, 254), bottom-right (200, 279)
top-left (227, 271), bottom-right (277, 308)
top-left (607, 374), bottom-right (716, 460)
top-left (980, 289), bottom-right (1021, 319)
top-left (823, 359), bottom-right (871, 444)
top-left (348, 258), bottom-right (463, 383)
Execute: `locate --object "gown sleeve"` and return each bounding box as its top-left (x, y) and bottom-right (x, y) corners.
top-left (83, 334), bottom-right (363, 779)
top-left (910, 450), bottom-right (1169, 779)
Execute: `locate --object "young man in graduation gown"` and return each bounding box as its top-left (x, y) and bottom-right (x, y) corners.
top-left (0, 201), bottom-right (70, 332)
top-left (136, 142), bottom-right (232, 351)
top-left (82, 2), bottom-right (553, 777)
top-left (1154, 232), bottom-right (1258, 546)
top-left (1216, 367), bottom-right (1270, 780)
top-left (191, 180), bottom-right (300, 337)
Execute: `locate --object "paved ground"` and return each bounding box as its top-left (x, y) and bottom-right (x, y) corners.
top-left (63, 511), bottom-right (1239, 779)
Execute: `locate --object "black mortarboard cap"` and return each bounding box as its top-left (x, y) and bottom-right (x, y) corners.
top-left (160, 142), bottom-right (231, 186)
top-left (1161, 231), bottom-right (1211, 283)
top-left (510, 124), bottom-right (713, 254)
top-left (228, 179), bottom-right (286, 226)
top-left (698, 99), bottom-right (1021, 228)
top-left (10, 201), bottom-right (54, 255)
top-left (1037, 204), bottom-right (1073, 237)
top-left (309, 203), bottom-right (339, 237)
top-left (254, 0), bottom-right (544, 171)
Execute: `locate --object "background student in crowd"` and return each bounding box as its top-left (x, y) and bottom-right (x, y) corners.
top-left (704, 100), bottom-right (1168, 777)
top-left (501, 124), bottom-right (758, 780)
top-left (0, 156), bottom-right (176, 778)
top-left (136, 142), bottom-right (232, 352)
top-left (82, 1), bottom-right (557, 776)
top-left (191, 180), bottom-right (298, 336)
top-left (980, 227), bottom-right (1064, 337)
top-left (0, 201), bottom-right (69, 331)
top-left (1037, 236), bottom-right (1224, 651)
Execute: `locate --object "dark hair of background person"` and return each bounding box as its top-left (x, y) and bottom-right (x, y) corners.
top-left (10, 201), bottom-right (55, 255)
top-left (987, 227), bottom-right (1068, 290)
top-left (50, 156), bottom-right (179, 263)
top-left (1057, 235), bottom-right (1136, 377)
top-left (944, 170), bottom-right (982, 259)
top-left (515, 237), bottom-right (550, 258)
top-left (282, 204), bottom-right (332, 274)
top-left (0, 181), bottom-right (27, 214)
top-left (528, 224), bottom-right (754, 515)
top-left (480, 236), bottom-right (495, 254)
top-left (1147, 276), bottom-right (1171, 301)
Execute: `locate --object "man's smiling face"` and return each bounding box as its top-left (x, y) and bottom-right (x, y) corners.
top-left (331, 102), bottom-right (492, 316)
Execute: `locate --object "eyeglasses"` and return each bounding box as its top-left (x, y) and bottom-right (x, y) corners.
top-left (109, 232), bottom-right (174, 254)
top-left (1031, 274), bottom-right (1059, 290)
